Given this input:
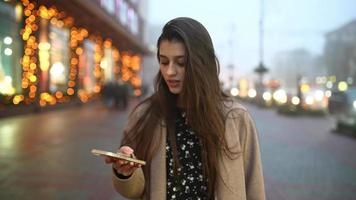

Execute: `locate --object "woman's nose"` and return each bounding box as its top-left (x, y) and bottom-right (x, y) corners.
top-left (166, 64), bottom-right (177, 75)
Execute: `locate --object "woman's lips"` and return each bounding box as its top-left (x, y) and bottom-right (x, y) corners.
top-left (167, 80), bottom-right (180, 88)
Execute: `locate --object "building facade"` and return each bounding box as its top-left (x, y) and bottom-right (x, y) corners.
top-left (324, 19), bottom-right (356, 86)
top-left (0, 0), bottom-right (149, 117)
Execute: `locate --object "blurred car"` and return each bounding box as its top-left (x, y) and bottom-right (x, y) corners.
top-left (328, 87), bottom-right (356, 131)
top-left (301, 88), bottom-right (328, 114)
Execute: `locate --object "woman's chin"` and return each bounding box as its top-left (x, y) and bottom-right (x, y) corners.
top-left (168, 88), bottom-right (182, 94)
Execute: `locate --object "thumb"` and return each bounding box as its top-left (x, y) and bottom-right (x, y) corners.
top-left (120, 146), bottom-right (134, 155)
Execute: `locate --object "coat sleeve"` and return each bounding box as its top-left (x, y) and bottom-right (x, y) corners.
top-left (241, 110), bottom-right (266, 200)
top-left (112, 167), bottom-right (145, 199)
top-left (111, 104), bottom-right (148, 199)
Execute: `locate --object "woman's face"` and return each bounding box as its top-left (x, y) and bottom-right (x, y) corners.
top-left (159, 40), bottom-right (186, 95)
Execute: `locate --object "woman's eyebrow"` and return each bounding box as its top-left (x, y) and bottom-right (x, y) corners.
top-left (159, 55), bottom-right (185, 59)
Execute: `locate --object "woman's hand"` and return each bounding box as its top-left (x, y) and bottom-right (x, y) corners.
top-left (105, 146), bottom-right (141, 177)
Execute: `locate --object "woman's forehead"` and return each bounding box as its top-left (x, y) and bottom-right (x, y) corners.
top-left (159, 40), bottom-right (186, 57)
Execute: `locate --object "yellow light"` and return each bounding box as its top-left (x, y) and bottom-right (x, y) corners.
top-left (75, 47), bottom-right (83, 55)
top-left (24, 9), bottom-right (32, 17)
top-left (338, 81), bottom-right (348, 91)
top-left (29, 75), bottom-right (37, 82)
top-left (30, 63), bottom-right (36, 70)
top-left (329, 76), bottom-right (337, 83)
top-left (300, 84), bottom-right (310, 93)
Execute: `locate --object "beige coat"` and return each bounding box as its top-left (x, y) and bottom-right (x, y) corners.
top-left (112, 101), bottom-right (266, 200)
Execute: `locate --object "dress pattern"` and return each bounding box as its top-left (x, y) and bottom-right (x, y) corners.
top-left (166, 110), bottom-right (209, 200)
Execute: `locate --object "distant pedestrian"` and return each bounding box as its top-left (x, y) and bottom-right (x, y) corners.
top-left (104, 17), bottom-right (265, 200)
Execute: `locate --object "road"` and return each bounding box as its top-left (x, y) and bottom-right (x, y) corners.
top-left (0, 102), bottom-right (355, 200)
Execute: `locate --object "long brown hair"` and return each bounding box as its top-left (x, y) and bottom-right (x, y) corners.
top-left (121, 17), bottom-right (237, 198)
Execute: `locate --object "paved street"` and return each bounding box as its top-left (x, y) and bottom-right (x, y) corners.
top-left (0, 101), bottom-right (356, 200)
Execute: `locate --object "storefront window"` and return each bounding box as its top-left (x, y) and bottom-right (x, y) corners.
top-left (101, 0), bottom-right (115, 15)
top-left (128, 8), bottom-right (138, 34)
top-left (49, 24), bottom-right (70, 92)
top-left (101, 47), bottom-right (115, 83)
top-left (0, 2), bottom-right (22, 96)
top-left (118, 0), bottom-right (128, 26)
top-left (79, 39), bottom-right (96, 92)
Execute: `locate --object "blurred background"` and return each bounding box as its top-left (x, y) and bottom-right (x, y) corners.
top-left (0, 0), bottom-right (356, 199)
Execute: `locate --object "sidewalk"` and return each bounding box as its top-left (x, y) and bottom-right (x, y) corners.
top-left (0, 101), bottom-right (137, 200)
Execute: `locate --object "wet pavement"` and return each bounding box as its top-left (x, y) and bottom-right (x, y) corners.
top-left (0, 101), bottom-right (356, 200)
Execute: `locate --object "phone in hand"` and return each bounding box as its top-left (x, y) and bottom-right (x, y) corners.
top-left (91, 149), bottom-right (146, 165)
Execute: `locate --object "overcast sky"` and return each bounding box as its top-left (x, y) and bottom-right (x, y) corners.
top-left (147, 0), bottom-right (356, 81)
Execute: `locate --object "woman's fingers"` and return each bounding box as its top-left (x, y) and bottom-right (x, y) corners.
top-left (118, 146), bottom-right (134, 155)
top-left (115, 161), bottom-right (140, 176)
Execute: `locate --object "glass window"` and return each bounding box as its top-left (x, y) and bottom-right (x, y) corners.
top-left (79, 39), bottom-right (96, 92)
top-left (49, 24), bottom-right (70, 92)
top-left (101, 0), bottom-right (115, 15)
top-left (0, 2), bottom-right (22, 96)
top-left (101, 47), bottom-right (114, 83)
top-left (119, 0), bottom-right (128, 26)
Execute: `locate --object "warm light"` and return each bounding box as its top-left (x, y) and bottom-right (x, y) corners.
top-left (4, 48), bottom-right (13, 56)
top-left (15, 3), bottom-right (23, 22)
top-left (0, 76), bottom-right (15, 95)
top-left (291, 96), bottom-right (300, 105)
top-left (273, 89), bottom-right (287, 104)
top-left (67, 88), bottom-right (75, 95)
top-left (4, 37), bottom-right (13, 45)
top-left (13, 95), bottom-right (24, 105)
top-left (300, 84), bottom-right (310, 93)
top-left (75, 47), bottom-right (83, 55)
top-left (314, 90), bottom-right (324, 101)
top-left (230, 87), bottom-right (239, 97)
top-left (55, 91), bottom-right (63, 99)
top-left (39, 99), bottom-right (46, 107)
top-left (262, 91), bottom-right (272, 101)
top-left (326, 81), bottom-right (333, 89)
top-left (329, 76), bottom-right (336, 83)
top-left (248, 89), bottom-right (257, 98)
top-left (68, 81), bottom-right (75, 87)
top-left (39, 42), bottom-right (50, 71)
top-left (93, 85), bottom-right (101, 93)
top-left (325, 90), bottom-right (332, 98)
top-left (50, 62), bottom-right (65, 76)
top-left (305, 96), bottom-right (314, 105)
top-left (338, 81), bottom-right (348, 91)
top-left (29, 75), bottom-right (37, 82)
top-left (0, 124), bottom-right (17, 150)
top-left (134, 89), bottom-right (141, 96)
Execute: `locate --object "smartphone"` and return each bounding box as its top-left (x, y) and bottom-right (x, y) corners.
top-left (91, 149), bottom-right (146, 165)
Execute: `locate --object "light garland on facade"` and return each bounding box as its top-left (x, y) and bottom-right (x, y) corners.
top-left (11, 0), bottom-right (143, 109)
top-left (20, 0), bottom-right (39, 105)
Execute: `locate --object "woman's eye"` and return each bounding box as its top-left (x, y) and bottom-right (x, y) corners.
top-left (177, 62), bottom-right (185, 66)
top-left (160, 62), bottom-right (169, 66)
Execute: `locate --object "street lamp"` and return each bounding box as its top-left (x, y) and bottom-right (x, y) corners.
top-left (254, 0), bottom-right (268, 105)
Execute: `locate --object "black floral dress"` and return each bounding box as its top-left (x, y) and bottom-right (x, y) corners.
top-left (166, 110), bottom-right (210, 200)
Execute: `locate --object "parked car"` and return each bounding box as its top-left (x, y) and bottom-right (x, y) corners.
top-left (328, 87), bottom-right (356, 132)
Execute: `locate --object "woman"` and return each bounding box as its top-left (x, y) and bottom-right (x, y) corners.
top-left (105, 17), bottom-right (265, 200)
